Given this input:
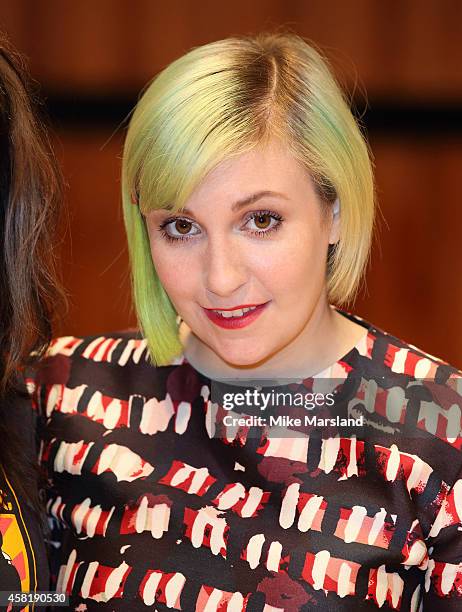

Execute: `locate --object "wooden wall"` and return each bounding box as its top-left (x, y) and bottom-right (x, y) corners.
top-left (1, 0), bottom-right (461, 367)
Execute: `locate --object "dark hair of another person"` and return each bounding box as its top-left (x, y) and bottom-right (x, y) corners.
top-left (0, 33), bottom-right (64, 511)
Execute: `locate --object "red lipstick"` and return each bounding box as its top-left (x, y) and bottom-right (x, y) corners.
top-left (202, 302), bottom-right (269, 329)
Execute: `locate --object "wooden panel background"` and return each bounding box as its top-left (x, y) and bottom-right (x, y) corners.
top-left (0, 0), bottom-right (461, 367)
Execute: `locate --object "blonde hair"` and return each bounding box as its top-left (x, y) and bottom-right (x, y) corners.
top-left (122, 32), bottom-right (375, 365)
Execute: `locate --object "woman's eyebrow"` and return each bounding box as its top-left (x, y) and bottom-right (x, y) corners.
top-left (180, 190), bottom-right (288, 216)
top-left (231, 190), bottom-right (289, 211)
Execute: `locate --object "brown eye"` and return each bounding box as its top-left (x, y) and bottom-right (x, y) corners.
top-left (254, 214), bottom-right (271, 229)
top-left (175, 219), bottom-right (192, 234)
top-left (158, 216), bottom-right (201, 242)
top-left (244, 210), bottom-right (283, 237)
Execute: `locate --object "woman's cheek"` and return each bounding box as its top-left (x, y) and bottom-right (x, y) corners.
top-left (165, 261), bottom-right (200, 303)
top-left (151, 247), bottom-right (191, 281)
top-left (245, 238), bottom-right (290, 269)
top-left (251, 236), bottom-right (315, 280)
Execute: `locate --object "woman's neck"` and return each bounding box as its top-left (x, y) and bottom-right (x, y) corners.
top-left (179, 298), bottom-right (368, 381)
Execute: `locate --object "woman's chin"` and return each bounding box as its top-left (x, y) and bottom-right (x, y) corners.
top-left (213, 344), bottom-right (272, 370)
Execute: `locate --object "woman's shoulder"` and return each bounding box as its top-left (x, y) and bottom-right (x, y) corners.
top-left (28, 330), bottom-right (186, 395)
top-left (344, 313), bottom-right (462, 457)
top-left (46, 330), bottom-right (147, 365)
top-left (345, 309), bottom-right (462, 382)
top-left (28, 330), bottom-right (199, 435)
top-left (44, 330), bottom-right (185, 366)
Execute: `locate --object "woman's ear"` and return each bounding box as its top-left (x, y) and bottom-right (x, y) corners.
top-left (328, 198), bottom-right (340, 244)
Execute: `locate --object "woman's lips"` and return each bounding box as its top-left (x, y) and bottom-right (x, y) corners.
top-left (202, 302), bottom-right (270, 329)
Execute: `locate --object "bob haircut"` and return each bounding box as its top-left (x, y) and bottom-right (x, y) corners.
top-left (122, 32), bottom-right (375, 366)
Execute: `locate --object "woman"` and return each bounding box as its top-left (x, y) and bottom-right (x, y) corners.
top-left (0, 34), bottom-right (63, 607)
top-left (34, 34), bottom-right (462, 610)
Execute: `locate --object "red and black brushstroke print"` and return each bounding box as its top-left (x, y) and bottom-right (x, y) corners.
top-left (29, 312), bottom-right (462, 610)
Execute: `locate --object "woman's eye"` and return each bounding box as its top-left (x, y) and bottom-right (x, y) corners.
top-left (158, 218), bottom-right (200, 242)
top-left (245, 211), bottom-right (283, 236)
top-left (173, 219), bottom-right (193, 235)
top-left (254, 213), bottom-right (272, 229)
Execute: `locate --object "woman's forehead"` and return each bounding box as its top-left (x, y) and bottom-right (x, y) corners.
top-left (181, 144), bottom-right (313, 201)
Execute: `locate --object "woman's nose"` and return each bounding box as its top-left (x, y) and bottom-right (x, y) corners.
top-left (203, 235), bottom-right (247, 299)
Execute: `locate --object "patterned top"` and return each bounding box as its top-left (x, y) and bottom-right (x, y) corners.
top-left (30, 310), bottom-right (462, 611)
